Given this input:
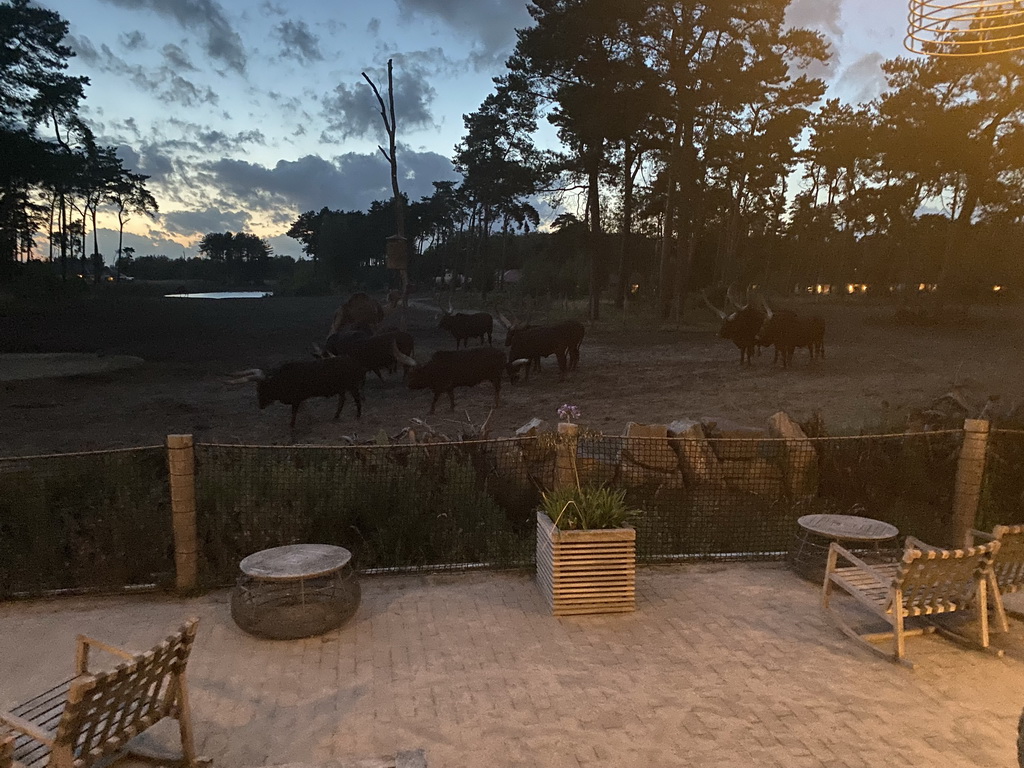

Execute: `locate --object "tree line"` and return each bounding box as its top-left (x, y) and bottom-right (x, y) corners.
top-left (0, 0), bottom-right (158, 284)
top-left (287, 0), bottom-right (1023, 316)
top-left (4, 0), bottom-right (1022, 313)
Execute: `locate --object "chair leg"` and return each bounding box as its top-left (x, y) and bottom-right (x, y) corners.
top-left (822, 587), bottom-right (916, 669)
top-left (988, 571), bottom-right (1010, 634)
top-left (893, 588), bottom-right (907, 662)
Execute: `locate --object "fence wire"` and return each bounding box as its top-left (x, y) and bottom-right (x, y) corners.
top-left (0, 447), bottom-right (174, 598)
top-left (0, 428), bottom-right (971, 598)
top-left (979, 429), bottom-right (1024, 532)
top-left (195, 438), bottom-right (546, 587)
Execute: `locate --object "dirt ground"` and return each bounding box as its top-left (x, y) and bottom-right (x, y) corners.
top-left (1, 291), bottom-right (1022, 456)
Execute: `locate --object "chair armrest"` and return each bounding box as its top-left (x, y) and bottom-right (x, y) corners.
top-left (969, 529), bottom-right (997, 544)
top-left (76, 634), bottom-right (137, 673)
top-left (905, 536), bottom-right (943, 552)
top-left (826, 543), bottom-right (893, 590)
top-left (0, 712), bottom-right (54, 746)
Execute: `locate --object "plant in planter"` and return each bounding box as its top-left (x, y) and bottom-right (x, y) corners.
top-left (536, 406), bottom-right (640, 615)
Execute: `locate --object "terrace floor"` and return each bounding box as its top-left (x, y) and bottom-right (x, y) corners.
top-left (3, 563), bottom-right (1024, 768)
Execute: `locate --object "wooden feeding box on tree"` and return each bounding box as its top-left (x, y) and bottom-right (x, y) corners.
top-left (386, 234), bottom-right (408, 270)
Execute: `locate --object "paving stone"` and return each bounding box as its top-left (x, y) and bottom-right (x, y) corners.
top-left (1, 564), bottom-right (1021, 768)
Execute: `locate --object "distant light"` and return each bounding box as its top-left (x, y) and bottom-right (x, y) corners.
top-left (993, 285), bottom-right (1003, 292)
top-left (630, 283), bottom-right (640, 295)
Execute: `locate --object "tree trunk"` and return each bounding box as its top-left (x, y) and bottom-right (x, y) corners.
top-left (657, 127), bottom-right (681, 320)
top-left (614, 143), bottom-right (637, 311)
top-left (587, 150), bottom-right (603, 322)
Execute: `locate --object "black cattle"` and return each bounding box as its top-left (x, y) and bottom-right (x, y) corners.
top-left (756, 309), bottom-right (826, 368)
top-left (329, 292), bottom-right (385, 336)
top-left (323, 329), bottom-right (414, 381)
top-left (502, 318), bottom-right (584, 375)
top-left (439, 311), bottom-right (493, 348)
top-left (393, 345), bottom-right (506, 414)
top-left (703, 290), bottom-right (766, 365)
top-left (230, 356), bottom-right (366, 430)
top-left (506, 326), bottom-right (570, 383)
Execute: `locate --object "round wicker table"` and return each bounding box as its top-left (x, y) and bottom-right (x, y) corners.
top-left (230, 544), bottom-right (360, 640)
top-left (790, 514), bottom-right (899, 583)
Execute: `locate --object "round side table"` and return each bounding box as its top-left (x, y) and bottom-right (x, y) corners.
top-left (790, 514), bottom-right (899, 583)
top-left (230, 544), bottom-right (360, 640)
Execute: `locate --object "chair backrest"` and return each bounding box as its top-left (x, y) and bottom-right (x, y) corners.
top-left (53, 618), bottom-right (198, 768)
top-left (992, 525), bottom-right (1024, 594)
top-left (894, 541), bottom-right (1000, 616)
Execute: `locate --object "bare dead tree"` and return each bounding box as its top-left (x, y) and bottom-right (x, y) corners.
top-left (363, 59), bottom-right (408, 329)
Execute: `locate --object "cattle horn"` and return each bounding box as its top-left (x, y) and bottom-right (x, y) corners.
top-left (496, 311), bottom-right (515, 330)
top-left (725, 285), bottom-right (748, 311)
top-left (391, 340), bottom-right (418, 368)
top-left (757, 293), bottom-right (773, 320)
top-left (701, 291), bottom-right (727, 320)
top-left (227, 368), bottom-right (266, 383)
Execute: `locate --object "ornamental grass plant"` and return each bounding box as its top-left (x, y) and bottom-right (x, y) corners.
top-left (540, 484), bottom-right (639, 531)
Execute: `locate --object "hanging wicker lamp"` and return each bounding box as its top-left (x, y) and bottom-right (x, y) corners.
top-left (905, 0), bottom-right (1024, 56)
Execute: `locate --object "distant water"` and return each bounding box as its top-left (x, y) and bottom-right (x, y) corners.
top-left (165, 291), bottom-right (272, 299)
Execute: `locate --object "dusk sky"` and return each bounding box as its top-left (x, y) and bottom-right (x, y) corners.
top-left (39, 0), bottom-right (911, 262)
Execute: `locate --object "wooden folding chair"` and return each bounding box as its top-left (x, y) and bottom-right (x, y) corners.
top-left (823, 537), bottom-right (1004, 668)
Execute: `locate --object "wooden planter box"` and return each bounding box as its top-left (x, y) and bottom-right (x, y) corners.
top-left (535, 510), bottom-right (636, 616)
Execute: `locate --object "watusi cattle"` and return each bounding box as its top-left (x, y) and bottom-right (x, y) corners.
top-left (329, 292), bottom-right (385, 336)
top-left (320, 329), bottom-right (415, 380)
top-left (499, 314), bottom-right (584, 375)
top-left (755, 305), bottom-right (826, 368)
top-left (230, 356), bottom-right (366, 430)
top-left (703, 288), bottom-right (766, 365)
top-left (505, 325), bottom-right (570, 383)
top-left (439, 311), bottom-right (494, 347)
top-left (392, 344), bottom-right (505, 414)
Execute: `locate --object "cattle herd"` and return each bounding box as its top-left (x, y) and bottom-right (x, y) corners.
top-left (232, 286), bottom-right (825, 432)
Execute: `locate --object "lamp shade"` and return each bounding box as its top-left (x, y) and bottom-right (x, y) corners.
top-left (905, 0), bottom-right (1024, 56)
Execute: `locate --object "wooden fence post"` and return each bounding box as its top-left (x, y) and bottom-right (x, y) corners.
top-left (167, 434), bottom-right (199, 593)
top-left (952, 419), bottom-right (990, 547)
top-left (555, 422), bottom-right (580, 490)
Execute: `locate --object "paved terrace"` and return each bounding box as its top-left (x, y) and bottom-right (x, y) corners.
top-left (3, 563), bottom-right (1024, 768)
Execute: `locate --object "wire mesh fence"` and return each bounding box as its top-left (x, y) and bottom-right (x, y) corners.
top-left (572, 429), bottom-right (961, 561)
top-left (0, 447), bottom-right (174, 598)
top-left (0, 427), bottom-right (973, 597)
top-left (194, 438), bottom-right (546, 587)
top-left (979, 429), bottom-right (1024, 531)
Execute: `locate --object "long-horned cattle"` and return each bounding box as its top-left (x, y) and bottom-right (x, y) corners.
top-left (497, 313), bottom-right (584, 378)
top-left (392, 343), bottom-right (505, 414)
top-left (702, 286), bottom-right (766, 365)
top-left (230, 355), bottom-right (366, 430)
top-left (318, 328), bottom-right (415, 381)
top-left (755, 299), bottom-right (825, 369)
top-left (437, 298), bottom-right (493, 347)
top-left (328, 292), bottom-right (386, 337)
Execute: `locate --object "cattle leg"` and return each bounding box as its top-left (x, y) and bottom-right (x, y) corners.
top-left (492, 379), bottom-right (501, 407)
top-left (333, 393), bottom-right (346, 419)
top-left (556, 351), bottom-right (567, 382)
top-left (290, 403), bottom-right (300, 430)
top-left (351, 388), bottom-right (362, 417)
top-left (447, 390), bottom-right (457, 411)
top-left (429, 391), bottom-right (441, 414)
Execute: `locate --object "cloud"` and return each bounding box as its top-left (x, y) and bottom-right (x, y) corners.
top-left (96, 0), bottom-right (247, 74)
top-left (274, 19), bottom-right (322, 63)
top-left (161, 44), bottom-right (197, 72)
top-left (201, 149), bottom-right (460, 215)
top-left (163, 207), bottom-right (252, 238)
top-left (320, 58), bottom-right (440, 141)
top-left (392, 0), bottom-right (531, 68)
top-left (119, 30), bottom-right (147, 50)
top-left (834, 53), bottom-right (888, 104)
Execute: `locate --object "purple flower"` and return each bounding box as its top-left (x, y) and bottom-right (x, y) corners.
top-left (558, 404), bottom-right (581, 423)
